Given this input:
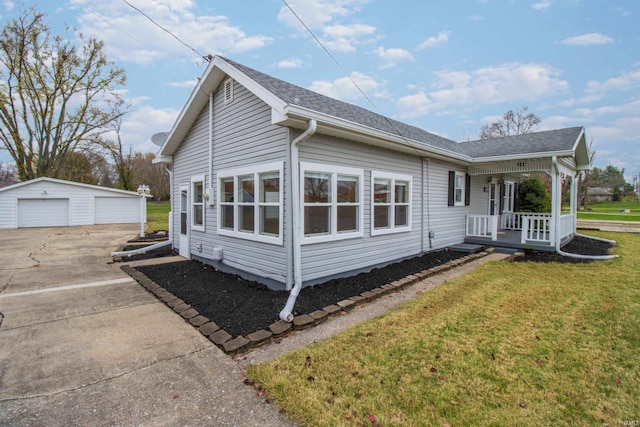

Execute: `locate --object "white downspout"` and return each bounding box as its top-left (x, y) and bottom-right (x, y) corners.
top-left (207, 92), bottom-right (214, 203)
top-left (279, 119), bottom-right (317, 322)
top-left (551, 157), bottom-right (617, 260)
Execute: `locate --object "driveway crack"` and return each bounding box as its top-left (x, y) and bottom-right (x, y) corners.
top-left (0, 346), bottom-right (212, 403)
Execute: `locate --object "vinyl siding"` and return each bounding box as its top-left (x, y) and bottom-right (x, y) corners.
top-left (298, 134), bottom-right (425, 283)
top-left (421, 159), bottom-right (473, 250)
top-left (171, 78), bottom-right (289, 284)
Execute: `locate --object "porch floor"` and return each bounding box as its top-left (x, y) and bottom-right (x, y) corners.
top-left (465, 229), bottom-right (555, 252)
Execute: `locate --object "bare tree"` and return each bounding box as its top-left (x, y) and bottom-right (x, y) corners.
top-left (131, 152), bottom-right (170, 201)
top-left (479, 106), bottom-right (541, 139)
top-left (0, 161), bottom-right (18, 187)
top-left (0, 8), bottom-right (127, 181)
top-left (101, 118), bottom-right (135, 191)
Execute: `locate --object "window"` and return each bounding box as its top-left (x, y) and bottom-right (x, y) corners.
top-left (191, 175), bottom-right (205, 231)
top-left (301, 163), bottom-right (363, 244)
top-left (217, 162), bottom-right (283, 244)
top-left (448, 171), bottom-right (470, 207)
top-left (371, 171), bottom-right (412, 236)
top-left (224, 78), bottom-right (233, 104)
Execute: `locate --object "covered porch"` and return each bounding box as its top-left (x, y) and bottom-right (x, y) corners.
top-left (463, 156), bottom-right (581, 252)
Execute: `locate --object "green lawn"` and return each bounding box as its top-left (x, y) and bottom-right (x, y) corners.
top-left (146, 201), bottom-right (171, 231)
top-left (577, 201), bottom-right (640, 222)
top-left (246, 231), bottom-right (640, 426)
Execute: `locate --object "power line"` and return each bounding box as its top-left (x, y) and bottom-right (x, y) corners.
top-left (280, 0), bottom-right (378, 111)
top-left (280, 0), bottom-right (425, 157)
top-left (120, 0), bottom-right (210, 62)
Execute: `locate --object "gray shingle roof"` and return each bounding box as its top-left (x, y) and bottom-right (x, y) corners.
top-left (460, 127), bottom-right (584, 158)
top-left (221, 57), bottom-right (583, 160)
top-left (222, 57), bottom-right (464, 155)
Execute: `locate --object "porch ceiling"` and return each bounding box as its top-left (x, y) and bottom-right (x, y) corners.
top-left (469, 159), bottom-right (552, 176)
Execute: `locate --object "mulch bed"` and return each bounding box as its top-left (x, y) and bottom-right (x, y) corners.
top-left (511, 235), bottom-right (614, 264)
top-left (135, 249), bottom-right (465, 337)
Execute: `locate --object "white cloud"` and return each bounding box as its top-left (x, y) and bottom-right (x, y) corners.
top-left (532, 1), bottom-right (551, 11)
top-left (169, 79), bottom-right (199, 88)
top-left (374, 46), bottom-right (414, 69)
top-left (119, 105), bottom-right (180, 154)
top-left (277, 0), bottom-right (370, 30)
top-left (469, 15), bottom-right (485, 21)
top-left (322, 23), bottom-right (377, 53)
top-left (585, 66), bottom-right (640, 98)
top-left (309, 71), bottom-right (390, 101)
top-left (561, 33), bottom-right (614, 46)
top-left (73, 0), bottom-right (272, 64)
top-left (397, 62), bottom-right (568, 118)
top-left (417, 31), bottom-right (452, 50)
top-left (3, 1), bottom-right (14, 11)
top-left (274, 58), bottom-right (305, 69)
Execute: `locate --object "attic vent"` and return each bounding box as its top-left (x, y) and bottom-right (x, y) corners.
top-left (224, 78), bottom-right (234, 104)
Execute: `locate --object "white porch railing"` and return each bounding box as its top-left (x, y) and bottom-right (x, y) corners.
top-left (466, 215), bottom-right (498, 241)
top-left (559, 214), bottom-right (574, 241)
top-left (520, 215), bottom-right (552, 244)
top-left (501, 212), bottom-right (551, 230)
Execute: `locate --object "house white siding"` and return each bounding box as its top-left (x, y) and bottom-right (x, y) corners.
top-left (171, 78), bottom-right (289, 285)
top-left (421, 159), bottom-right (472, 250)
top-left (0, 178), bottom-right (141, 229)
top-left (298, 133), bottom-right (426, 283)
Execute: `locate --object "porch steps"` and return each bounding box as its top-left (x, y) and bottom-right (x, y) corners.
top-left (448, 243), bottom-right (485, 254)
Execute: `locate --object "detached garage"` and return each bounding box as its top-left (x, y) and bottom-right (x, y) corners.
top-left (0, 177), bottom-right (144, 229)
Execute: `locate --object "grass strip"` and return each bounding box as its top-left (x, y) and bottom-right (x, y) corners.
top-left (246, 231), bottom-right (640, 426)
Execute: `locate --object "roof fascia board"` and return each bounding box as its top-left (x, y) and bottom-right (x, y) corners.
top-left (283, 104), bottom-right (472, 163)
top-left (470, 150), bottom-right (575, 164)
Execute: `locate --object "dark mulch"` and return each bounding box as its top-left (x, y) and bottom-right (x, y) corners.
top-left (135, 249), bottom-right (464, 337)
top-left (129, 230), bottom-right (169, 242)
top-left (117, 245), bottom-right (176, 262)
top-left (512, 235), bottom-right (614, 264)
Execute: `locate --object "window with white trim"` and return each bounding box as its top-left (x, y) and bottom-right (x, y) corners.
top-left (301, 162), bottom-right (363, 244)
top-left (217, 162), bottom-right (283, 244)
top-left (191, 175), bottom-right (205, 231)
top-left (371, 171), bottom-right (412, 235)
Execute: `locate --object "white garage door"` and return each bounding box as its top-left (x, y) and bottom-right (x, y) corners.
top-left (95, 197), bottom-right (140, 224)
top-left (18, 199), bottom-right (69, 228)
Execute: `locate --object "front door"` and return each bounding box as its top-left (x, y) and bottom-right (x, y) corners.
top-left (179, 185), bottom-right (190, 258)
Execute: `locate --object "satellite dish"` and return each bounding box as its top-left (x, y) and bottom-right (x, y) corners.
top-left (150, 132), bottom-right (169, 147)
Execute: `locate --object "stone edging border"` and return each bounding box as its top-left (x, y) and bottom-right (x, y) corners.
top-left (120, 248), bottom-right (494, 356)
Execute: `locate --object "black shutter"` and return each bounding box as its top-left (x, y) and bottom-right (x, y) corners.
top-left (513, 183), bottom-right (519, 212)
top-left (448, 171), bottom-right (455, 206)
top-left (499, 182), bottom-right (505, 214)
top-left (465, 174), bottom-right (471, 206)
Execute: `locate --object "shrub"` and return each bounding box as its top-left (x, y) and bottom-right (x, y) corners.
top-left (518, 176), bottom-right (551, 212)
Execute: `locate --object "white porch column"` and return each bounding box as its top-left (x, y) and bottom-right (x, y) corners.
top-left (550, 160), bottom-right (560, 245)
top-left (570, 174), bottom-right (577, 233)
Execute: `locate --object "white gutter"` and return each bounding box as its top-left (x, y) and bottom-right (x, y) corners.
top-left (551, 156), bottom-right (618, 260)
top-left (279, 119), bottom-right (317, 322)
top-left (207, 92), bottom-right (215, 203)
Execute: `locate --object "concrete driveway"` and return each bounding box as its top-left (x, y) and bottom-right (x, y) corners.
top-left (0, 225), bottom-right (294, 427)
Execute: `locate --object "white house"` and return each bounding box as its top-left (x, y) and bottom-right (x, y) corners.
top-left (155, 56), bottom-right (590, 319)
top-left (0, 177), bottom-right (144, 229)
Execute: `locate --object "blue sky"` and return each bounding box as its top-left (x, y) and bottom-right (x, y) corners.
top-left (1, 0), bottom-right (639, 181)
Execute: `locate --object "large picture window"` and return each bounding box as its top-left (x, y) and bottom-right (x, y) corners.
top-left (371, 171), bottom-right (412, 236)
top-left (301, 163), bottom-right (363, 244)
top-left (217, 162), bottom-right (283, 245)
top-left (191, 175), bottom-right (205, 231)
